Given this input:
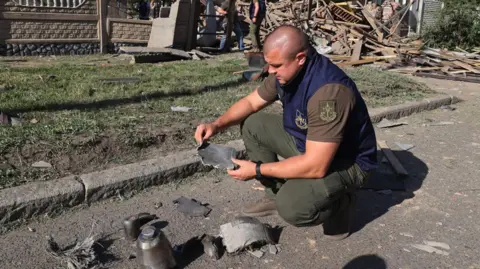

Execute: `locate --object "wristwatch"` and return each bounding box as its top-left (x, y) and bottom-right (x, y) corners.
top-left (255, 161), bottom-right (262, 178)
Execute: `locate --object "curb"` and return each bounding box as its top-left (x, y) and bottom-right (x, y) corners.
top-left (0, 94), bottom-right (461, 225)
top-left (369, 94), bottom-right (460, 123)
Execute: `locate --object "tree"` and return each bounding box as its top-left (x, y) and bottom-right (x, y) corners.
top-left (422, 0), bottom-right (480, 50)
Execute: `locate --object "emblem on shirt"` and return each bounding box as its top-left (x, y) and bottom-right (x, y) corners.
top-left (319, 100), bottom-right (337, 122)
top-left (295, 110), bottom-right (308, 130)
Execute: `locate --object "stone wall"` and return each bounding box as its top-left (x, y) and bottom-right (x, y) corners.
top-left (4, 43), bottom-right (100, 56)
top-left (0, 0), bottom-right (153, 56)
top-left (6, 21), bottom-right (98, 40)
top-left (110, 20), bottom-right (152, 41)
top-left (0, 0), bottom-right (97, 14)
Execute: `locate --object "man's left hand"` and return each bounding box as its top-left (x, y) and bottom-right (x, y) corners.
top-left (227, 158), bottom-right (256, 181)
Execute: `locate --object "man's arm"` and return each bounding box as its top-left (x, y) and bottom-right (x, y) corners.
top-left (253, 0), bottom-right (260, 18)
top-left (213, 88), bottom-right (273, 132)
top-left (200, 73), bottom-right (277, 136)
top-left (258, 84), bottom-right (355, 179)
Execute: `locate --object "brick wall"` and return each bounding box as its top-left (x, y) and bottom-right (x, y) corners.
top-left (1, 0), bottom-right (97, 14)
top-left (110, 21), bottom-right (152, 41)
top-left (6, 21), bottom-right (98, 40)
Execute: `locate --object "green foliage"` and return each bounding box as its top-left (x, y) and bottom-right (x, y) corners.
top-left (422, 0), bottom-right (480, 50)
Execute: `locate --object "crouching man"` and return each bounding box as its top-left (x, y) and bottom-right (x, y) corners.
top-left (194, 25), bottom-right (377, 239)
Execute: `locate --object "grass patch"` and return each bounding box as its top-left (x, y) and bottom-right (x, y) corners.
top-left (0, 55), bottom-right (434, 188)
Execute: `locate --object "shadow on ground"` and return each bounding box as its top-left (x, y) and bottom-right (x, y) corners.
top-left (6, 78), bottom-right (247, 114)
top-left (353, 150), bottom-right (429, 234)
top-left (343, 254), bottom-right (387, 269)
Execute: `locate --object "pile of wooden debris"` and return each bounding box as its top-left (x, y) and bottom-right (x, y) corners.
top-left (236, 0), bottom-right (480, 83)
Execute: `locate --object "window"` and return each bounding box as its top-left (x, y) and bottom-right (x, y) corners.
top-left (13, 0), bottom-right (86, 8)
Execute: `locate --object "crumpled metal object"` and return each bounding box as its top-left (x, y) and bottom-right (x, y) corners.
top-left (197, 142), bottom-right (237, 170)
top-left (219, 217), bottom-right (274, 253)
top-left (173, 196), bottom-right (211, 217)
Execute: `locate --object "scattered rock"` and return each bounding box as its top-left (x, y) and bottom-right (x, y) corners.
top-left (30, 118), bottom-right (39, 124)
top-left (394, 142), bottom-right (415, 151)
top-left (268, 244), bottom-right (278, 255)
top-left (247, 250), bottom-right (264, 258)
top-left (154, 202), bottom-right (163, 209)
top-left (171, 106), bottom-right (192, 112)
top-left (28, 227), bottom-right (36, 232)
top-left (411, 244), bottom-right (449, 256)
top-left (32, 161), bottom-right (52, 168)
top-left (10, 117), bottom-right (22, 126)
top-left (424, 241), bottom-right (450, 250)
top-left (400, 232), bottom-right (414, 238)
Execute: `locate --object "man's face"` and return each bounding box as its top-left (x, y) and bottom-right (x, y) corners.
top-left (264, 48), bottom-right (306, 85)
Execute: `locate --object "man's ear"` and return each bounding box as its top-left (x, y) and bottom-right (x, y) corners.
top-left (296, 52), bottom-right (307, 65)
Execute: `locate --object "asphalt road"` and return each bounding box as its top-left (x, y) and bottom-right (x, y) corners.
top-left (1, 85), bottom-right (479, 269)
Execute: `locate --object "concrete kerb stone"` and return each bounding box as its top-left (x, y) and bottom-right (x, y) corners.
top-left (0, 176), bottom-right (84, 225)
top-left (369, 94), bottom-right (461, 123)
top-left (79, 140), bottom-right (246, 203)
top-left (0, 95), bottom-right (461, 224)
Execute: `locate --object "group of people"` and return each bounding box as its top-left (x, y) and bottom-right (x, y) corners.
top-left (214, 0), bottom-right (266, 52)
top-left (136, 0), bottom-right (171, 20)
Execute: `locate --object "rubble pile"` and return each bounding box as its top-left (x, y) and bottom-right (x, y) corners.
top-left (237, 0), bottom-right (480, 82)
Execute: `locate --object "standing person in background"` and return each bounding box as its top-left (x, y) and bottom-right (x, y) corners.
top-left (136, 0), bottom-right (151, 20)
top-left (248, 0), bottom-right (266, 52)
top-left (150, 0), bottom-right (160, 18)
top-left (216, 0), bottom-right (245, 51)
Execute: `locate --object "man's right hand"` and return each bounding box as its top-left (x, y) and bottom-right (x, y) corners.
top-left (195, 123), bottom-right (219, 144)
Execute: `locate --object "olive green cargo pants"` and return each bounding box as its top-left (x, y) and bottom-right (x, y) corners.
top-left (241, 112), bottom-right (371, 227)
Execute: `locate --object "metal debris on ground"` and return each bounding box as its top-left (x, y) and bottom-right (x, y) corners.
top-left (123, 212), bottom-right (158, 241)
top-left (32, 161), bottom-right (52, 168)
top-left (376, 118), bottom-right (408, 128)
top-left (411, 244), bottom-right (449, 256)
top-left (173, 196), bottom-right (212, 217)
top-left (197, 142), bottom-right (237, 170)
top-left (394, 142), bottom-right (415, 151)
top-left (170, 106), bottom-right (192, 112)
top-left (200, 234), bottom-right (222, 260)
top-left (219, 216), bottom-right (274, 254)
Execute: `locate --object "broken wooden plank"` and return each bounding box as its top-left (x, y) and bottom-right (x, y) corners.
top-left (361, 9), bottom-right (383, 42)
top-left (413, 72), bottom-right (480, 84)
top-left (452, 61), bottom-right (480, 74)
top-left (350, 39), bottom-right (363, 62)
top-left (377, 140), bottom-right (409, 176)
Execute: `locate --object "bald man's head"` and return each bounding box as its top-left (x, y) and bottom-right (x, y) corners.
top-left (264, 25), bottom-right (310, 59)
top-left (263, 25), bottom-right (310, 85)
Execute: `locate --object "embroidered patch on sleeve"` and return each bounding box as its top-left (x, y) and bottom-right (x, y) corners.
top-left (319, 100), bottom-right (337, 123)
